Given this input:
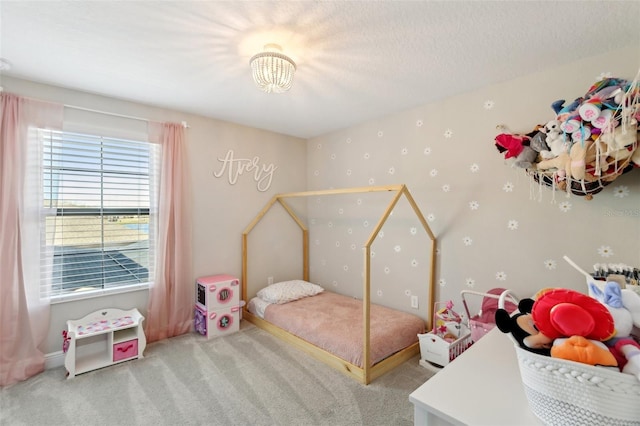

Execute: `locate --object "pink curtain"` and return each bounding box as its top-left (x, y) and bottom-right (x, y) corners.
top-left (0, 93), bottom-right (63, 386)
top-left (145, 122), bottom-right (193, 342)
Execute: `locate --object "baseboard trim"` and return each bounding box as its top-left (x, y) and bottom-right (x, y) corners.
top-left (45, 350), bottom-right (65, 370)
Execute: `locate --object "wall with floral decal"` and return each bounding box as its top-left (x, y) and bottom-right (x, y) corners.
top-left (306, 46), bottom-right (640, 319)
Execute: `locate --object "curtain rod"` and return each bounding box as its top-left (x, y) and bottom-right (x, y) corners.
top-left (63, 103), bottom-right (189, 128)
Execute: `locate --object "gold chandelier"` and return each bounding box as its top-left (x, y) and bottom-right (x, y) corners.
top-left (250, 44), bottom-right (296, 94)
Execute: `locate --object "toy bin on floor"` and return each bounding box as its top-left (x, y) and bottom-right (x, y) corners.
top-left (418, 301), bottom-right (472, 368)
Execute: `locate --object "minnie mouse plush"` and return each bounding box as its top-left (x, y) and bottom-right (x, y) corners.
top-left (495, 297), bottom-right (551, 356)
top-left (495, 288), bottom-right (616, 358)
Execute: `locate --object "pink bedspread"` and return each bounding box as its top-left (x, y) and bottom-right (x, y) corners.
top-left (263, 291), bottom-right (425, 367)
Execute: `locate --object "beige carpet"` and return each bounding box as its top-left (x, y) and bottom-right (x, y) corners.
top-left (0, 322), bottom-right (434, 426)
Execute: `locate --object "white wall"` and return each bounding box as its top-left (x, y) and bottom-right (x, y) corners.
top-left (306, 46), bottom-right (640, 321)
top-left (4, 45), bottom-right (639, 357)
top-left (3, 76), bottom-right (307, 355)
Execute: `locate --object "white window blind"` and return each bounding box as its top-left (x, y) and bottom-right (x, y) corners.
top-left (40, 129), bottom-right (159, 298)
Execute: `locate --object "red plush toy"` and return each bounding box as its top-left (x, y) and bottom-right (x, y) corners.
top-left (531, 288), bottom-right (616, 347)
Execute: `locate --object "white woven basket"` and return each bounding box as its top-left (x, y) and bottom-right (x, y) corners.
top-left (499, 290), bottom-right (640, 426)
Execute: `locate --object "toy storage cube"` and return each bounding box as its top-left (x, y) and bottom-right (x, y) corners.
top-left (196, 274), bottom-right (239, 311)
top-left (194, 305), bottom-right (240, 338)
top-left (113, 339), bottom-right (138, 362)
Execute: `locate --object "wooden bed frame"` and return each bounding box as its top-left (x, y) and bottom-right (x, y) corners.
top-left (241, 184), bottom-right (436, 384)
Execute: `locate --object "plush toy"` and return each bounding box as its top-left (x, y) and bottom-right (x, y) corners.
top-left (540, 120), bottom-right (569, 159)
top-left (613, 338), bottom-right (640, 380)
top-left (599, 110), bottom-right (638, 151)
top-left (495, 298), bottom-right (552, 356)
top-left (495, 133), bottom-right (526, 161)
top-left (551, 335), bottom-right (618, 367)
top-left (568, 139), bottom-right (595, 181)
top-left (589, 281), bottom-right (640, 338)
top-left (599, 281), bottom-right (634, 338)
top-left (495, 132), bottom-right (547, 169)
top-left (631, 143), bottom-right (640, 167)
top-left (531, 288), bottom-right (615, 343)
top-left (551, 98), bottom-right (582, 122)
top-left (514, 128), bottom-right (549, 169)
top-left (535, 151), bottom-right (571, 178)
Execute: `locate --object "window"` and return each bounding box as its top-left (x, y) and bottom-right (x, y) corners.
top-left (40, 129), bottom-right (159, 299)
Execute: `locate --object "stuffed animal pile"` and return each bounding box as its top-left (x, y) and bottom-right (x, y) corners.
top-left (496, 281), bottom-right (640, 382)
top-left (494, 76), bottom-right (640, 199)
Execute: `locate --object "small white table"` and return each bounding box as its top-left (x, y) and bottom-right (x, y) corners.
top-left (410, 328), bottom-right (542, 425)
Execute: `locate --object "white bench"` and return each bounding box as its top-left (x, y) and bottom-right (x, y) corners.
top-left (64, 308), bottom-right (146, 378)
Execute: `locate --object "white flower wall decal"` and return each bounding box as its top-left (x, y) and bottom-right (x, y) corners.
top-left (304, 67), bottom-right (638, 314)
top-left (597, 246), bottom-right (614, 258)
top-left (559, 201), bottom-right (572, 212)
top-left (613, 186), bottom-right (630, 198)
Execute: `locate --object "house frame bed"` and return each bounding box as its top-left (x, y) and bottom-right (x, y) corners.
top-left (241, 184), bottom-right (436, 384)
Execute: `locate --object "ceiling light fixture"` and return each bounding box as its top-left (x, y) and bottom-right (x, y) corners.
top-left (250, 44), bottom-right (296, 94)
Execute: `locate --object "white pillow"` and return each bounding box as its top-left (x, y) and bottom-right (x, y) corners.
top-left (257, 280), bottom-right (324, 304)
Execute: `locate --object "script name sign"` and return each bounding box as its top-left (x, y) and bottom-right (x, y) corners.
top-left (213, 149), bottom-right (277, 192)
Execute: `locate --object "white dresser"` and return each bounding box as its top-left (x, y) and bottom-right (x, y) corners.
top-left (410, 328), bottom-right (542, 425)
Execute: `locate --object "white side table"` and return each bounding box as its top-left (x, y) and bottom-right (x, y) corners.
top-left (410, 328), bottom-right (541, 425)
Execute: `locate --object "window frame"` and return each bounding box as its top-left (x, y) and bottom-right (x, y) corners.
top-left (39, 128), bottom-right (158, 303)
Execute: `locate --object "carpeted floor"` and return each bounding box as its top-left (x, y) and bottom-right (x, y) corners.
top-left (0, 322), bottom-right (434, 426)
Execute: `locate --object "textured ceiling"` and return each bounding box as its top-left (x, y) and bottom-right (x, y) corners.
top-left (1, 1), bottom-right (639, 139)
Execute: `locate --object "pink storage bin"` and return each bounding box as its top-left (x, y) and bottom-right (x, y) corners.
top-left (113, 339), bottom-right (138, 362)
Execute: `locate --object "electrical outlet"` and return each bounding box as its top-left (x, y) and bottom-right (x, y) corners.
top-left (267, 276), bottom-right (274, 285)
top-left (411, 295), bottom-right (419, 309)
